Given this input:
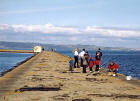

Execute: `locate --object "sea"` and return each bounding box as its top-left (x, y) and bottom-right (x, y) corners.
top-left (0, 50), bottom-right (140, 79)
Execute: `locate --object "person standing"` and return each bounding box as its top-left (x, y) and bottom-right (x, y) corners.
top-left (96, 48), bottom-right (103, 61)
top-left (88, 57), bottom-right (94, 72)
top-left (85, 51), bottom-right (89, 63)
top-left (79, 49), bottom-right (86, 67)
top-left (73, 48), bottom-right (79, 68)
top-left (94, 52), bottom-right (100, 72)
top-left (82, 54), bottom-right (88, 73)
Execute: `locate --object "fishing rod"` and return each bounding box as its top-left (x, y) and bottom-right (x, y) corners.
top-left (100, 55), bottom-right (119, 73)
top-left (100, 56), bottom-right (112, 68)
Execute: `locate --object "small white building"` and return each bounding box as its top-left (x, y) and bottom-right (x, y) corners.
top-left (33, 46), bottom-right (43, 53)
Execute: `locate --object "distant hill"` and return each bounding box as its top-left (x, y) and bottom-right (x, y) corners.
top-left (0, 41), bottom-right (137, 51)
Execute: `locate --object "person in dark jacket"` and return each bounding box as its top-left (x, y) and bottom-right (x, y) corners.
top-left (88, 57), bottom-right (94, 72)
top-left (108, 62), bottom-right (119, 74)
top-left (73, 48), bottom-right (79, 68)
top-left (96, 48), bottom-right (103, 60)
top-left (82, 54), bottom-right (88, 73)
top-left (85, 51), bottom-right (89, 63)
top-left (94, 52), bottom-right (100, 72)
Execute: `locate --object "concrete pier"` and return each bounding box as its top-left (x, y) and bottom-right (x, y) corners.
top-left (0, 51), bottom-right (140, 101)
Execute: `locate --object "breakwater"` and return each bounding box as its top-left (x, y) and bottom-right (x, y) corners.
top-left (0, 51), bottom-right (140, 101)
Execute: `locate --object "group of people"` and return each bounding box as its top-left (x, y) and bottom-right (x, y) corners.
top-left (69, 48), bottom-right (119, 76)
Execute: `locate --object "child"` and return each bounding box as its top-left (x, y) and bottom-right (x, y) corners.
top-left (69, 58), bottom-right (74, 72)
top-left (88, 57), bottom-right (94, 72)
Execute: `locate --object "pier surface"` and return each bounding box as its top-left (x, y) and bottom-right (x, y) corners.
top-left (0, 51), bottom-right (140, 101)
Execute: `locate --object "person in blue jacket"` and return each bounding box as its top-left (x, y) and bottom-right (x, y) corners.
top-left (69, 58), bottom-right (74, 72)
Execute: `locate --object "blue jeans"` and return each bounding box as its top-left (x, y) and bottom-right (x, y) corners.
top-left (82, 65), bottom-right (87, 73)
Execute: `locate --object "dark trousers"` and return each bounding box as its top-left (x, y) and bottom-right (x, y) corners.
top-left (69, 66), bottom-right (73, 72)
top-left (74, 56), bottom-right (79, 68)
top-left (80, 58), bottom-right (83, 67)
top-left (95, 65), bottom-right (99, 71)
top-left (83, 65), bottom-right (87, 73)
top-left (89, 67), bottom-right (93, 71)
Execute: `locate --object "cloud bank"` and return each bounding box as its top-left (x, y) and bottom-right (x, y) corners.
top-left (0, 24), bottom-right (140, 48)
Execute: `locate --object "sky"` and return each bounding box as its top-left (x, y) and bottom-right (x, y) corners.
top-left (0, 0), bottom-right (140, 49)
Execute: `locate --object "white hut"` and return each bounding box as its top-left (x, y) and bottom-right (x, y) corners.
top-left (33, 46), bottom-right (43, 54)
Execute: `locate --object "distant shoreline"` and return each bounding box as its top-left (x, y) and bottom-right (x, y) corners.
top-left (0, 41), bottom-right (139, 51)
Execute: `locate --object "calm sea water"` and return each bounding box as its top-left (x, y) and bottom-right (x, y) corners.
top-left (0, 53), bottom-right (33, 76)
top-left (57, 50), bottom-right (140, 79)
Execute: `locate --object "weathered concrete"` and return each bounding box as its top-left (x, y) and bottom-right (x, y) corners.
top-left (0, 51), bottom-right (140, 101)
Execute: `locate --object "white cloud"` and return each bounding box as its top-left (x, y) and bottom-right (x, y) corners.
top-left (0, 24), bottom-right (140, 48)
top-left (11, 24), bottom-right (81, 34)
top-left (85, 26), bottom-right (140, 38)
top-left (0, 24), bottom-right (11, 30)
top-left (70, 37), bottom-right (78, 41)
top-left (0, 24), bottom-right (140, 38)
top-left (0, 24), bottom-right (140, 42)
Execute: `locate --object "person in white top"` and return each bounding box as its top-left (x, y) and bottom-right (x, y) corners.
top-left (79, 48), bottom-right (86, 67)
top-left (73, 48), bottom-right (79, 68)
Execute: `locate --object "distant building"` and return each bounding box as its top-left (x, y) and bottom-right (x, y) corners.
top-left (33, 46), bottom-right (43, 54)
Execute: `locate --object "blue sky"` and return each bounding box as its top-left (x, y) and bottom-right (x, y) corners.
top-left (0, 0), bottom-right (140, 49)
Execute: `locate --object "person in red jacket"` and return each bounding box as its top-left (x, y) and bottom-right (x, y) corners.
top-left (88, 57), bottom-right (94, 72)
top-left (94, 52), bottom-right (100, 72)
top-left (108, 62), bottom-right (119, 74)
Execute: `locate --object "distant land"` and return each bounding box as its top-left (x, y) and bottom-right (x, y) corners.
top-left (0, 41), bottom-right (138, 51)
